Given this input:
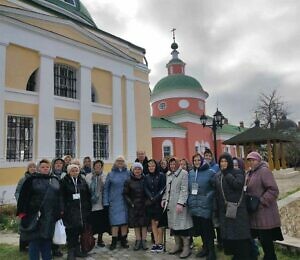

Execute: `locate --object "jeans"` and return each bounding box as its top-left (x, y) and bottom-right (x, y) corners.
top-left (29, 239), bottom-right (52, 260)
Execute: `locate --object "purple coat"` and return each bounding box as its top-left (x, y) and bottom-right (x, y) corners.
top-left (246, 162), bottom-right (281, 229)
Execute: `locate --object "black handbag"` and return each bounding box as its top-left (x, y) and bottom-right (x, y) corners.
top-left (245, 195), bottom-right (260, 213)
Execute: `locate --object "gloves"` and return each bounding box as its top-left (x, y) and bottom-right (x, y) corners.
top-left (18, 213), bottom-right (26, 219)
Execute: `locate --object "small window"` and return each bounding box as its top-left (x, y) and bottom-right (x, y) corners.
top-left (199, 100), bottom-right (204, 110)
top-left (59, 0), bottom-right (76, 7)
top-left (56, 120), bottom-right (76, 158)
top-left (163, 146), bottom-right (171, 157)
top-left (195, 146), bottom-right (199, 153)
top-left (54, 64), bottom-right (77, 99)
top-left (26, 69), bottom-right (38, 92)
top-left (6, 116), bottom-right (33, 161)
top-left (93, 124), bottom-right (109, 159)
top-left (158, 102), bottom-right (166, 110)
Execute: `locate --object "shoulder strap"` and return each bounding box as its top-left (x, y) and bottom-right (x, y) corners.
top-left (220, 173), bottom-right (246, 206)
top-left (38, 179), bottom-right (51, 211)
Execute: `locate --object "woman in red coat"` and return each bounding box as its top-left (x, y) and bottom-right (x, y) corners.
top-left (246, 151), bottom-right (283, 260)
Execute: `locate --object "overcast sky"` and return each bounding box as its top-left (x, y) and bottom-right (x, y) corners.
top-left (83, 0), bottom-right (300, 126)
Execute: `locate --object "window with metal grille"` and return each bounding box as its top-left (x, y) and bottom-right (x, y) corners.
top-left (93, 124), bottom-right (109, 159)
top-left (163, 146), bottom-right (171, 157)
top-left (56, 120), bottom-right (76, 158)
top-left (6, 116), bottom-right (33, 161)
top-left (26, 69), bottom-right (38, 91)
top-left (54, 64), bottom-right (77, 99)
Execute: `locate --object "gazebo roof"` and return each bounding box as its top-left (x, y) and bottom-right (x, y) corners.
top-left (223, 125), bottom-right (293, 145)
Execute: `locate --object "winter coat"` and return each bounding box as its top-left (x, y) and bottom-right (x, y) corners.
top-left (246, 162), bottom-right (281, 229)
top-left (162, 168), bottom-right (193, 231)
top-left (85, 171), bottom-right (107, 211)
top-left (60, 174), bottom-right (92, 229)
top-left (214, 160), bottom-right (251, 240)
top-left (144, 171), bottom-right (166, 219)
top-left (15, 172), bottom-right (32, 201)
top-left (123, 173), bottom-right (148, 227)
top-left (17, 173), bottom-right (61, 241)
top-left (103, 167), bottom-right (130, 226)
top-left (187, 162), bottom-right (216, 219)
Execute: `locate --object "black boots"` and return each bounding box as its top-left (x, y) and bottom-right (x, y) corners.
top-left (75, 245), bottom-right (88, 258)
top-left (121, 235), bottom-right (129, 248)
top-left (110, 237), bottom-right (117, 250)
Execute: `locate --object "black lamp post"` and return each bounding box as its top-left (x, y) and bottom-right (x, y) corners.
top-left (200, 108), bottom-right (225, 161)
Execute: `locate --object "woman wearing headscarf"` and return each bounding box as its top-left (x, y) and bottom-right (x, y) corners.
top-left (214, 153), bottom-right (252, 260)
top-left (144, 159), bottom-right (166, 253)
top-left (246, 151), bottom-right (283, 260)
top-left (17, 159), bottom-right (61, 260)
top-left (60, 164), bottom-right (91, 259)
top-left (103, 156), bottom-right (130, 250)
top-left (85, 160), bottom-right (109, 247)
top-left (161, 157), bottom-right (193, 259)
top-left (123, 162), bottom-right (148, 250)
top-left (188, 153), bottom-right (216, 260)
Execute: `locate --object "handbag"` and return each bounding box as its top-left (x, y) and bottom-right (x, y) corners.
top-left (245, 195), bottom-right (260, 213)
top-left (220, 174), bottom-right (245, 219)
top-left (52, 219), bottom-right (66, 245)
top-left (19, 184), bottom-right (50, 232)
top-left (80, 223), bottom-right (95, 253)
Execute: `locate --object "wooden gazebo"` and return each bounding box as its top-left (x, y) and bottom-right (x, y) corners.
top-left (223, 120), bottom-right (293, 170)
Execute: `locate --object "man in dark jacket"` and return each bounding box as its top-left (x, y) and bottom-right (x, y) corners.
top-left (135, 150), bottom-right (149, 175)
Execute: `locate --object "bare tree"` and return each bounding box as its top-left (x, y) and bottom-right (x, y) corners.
top-left (254, 89), bottom-right (288, 128)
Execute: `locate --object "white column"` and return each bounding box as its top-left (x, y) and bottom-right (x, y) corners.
top-left (126, 78), bottom-right (137, 162)
top-left (0, 42), bottom-right (7, 164)
top-left (79, 65), bottom-right (93, 160)
top-left (37, 54), bottom-right (55, 160)
top-left (112, 74), bottom-right (123, 158)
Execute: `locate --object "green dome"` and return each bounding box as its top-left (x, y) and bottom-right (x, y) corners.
top-left (30, 0), bottom-right (96, 27)
top-left (152, 74), bottom-right (205, 96)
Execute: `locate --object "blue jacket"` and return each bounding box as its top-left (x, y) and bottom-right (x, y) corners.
top-left (187, 162), bottom-right (216, 219)
top-left (103, 167), bottom-right (130, 226)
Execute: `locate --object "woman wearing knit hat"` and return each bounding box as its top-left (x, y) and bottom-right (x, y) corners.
top-left (123, 162), bottom-right (149, 250)
top-left (246, 151), bottom-right (283, 260)
top-left (60, 164), bottom-right (92, 259)
top-left (103, 156), bottom-right (130, 250)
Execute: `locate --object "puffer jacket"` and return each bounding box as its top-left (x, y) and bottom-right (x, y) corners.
top-left (60, 174), bottom-right (91, 229)
top-left (17, 173), bottom-right (61, 241)
top-left (187, 162), bottom-right (216, 219)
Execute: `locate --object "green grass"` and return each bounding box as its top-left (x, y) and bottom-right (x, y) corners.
top-left (279, 186), bottom-right (300, 200)
top-left (0, 205), bottom-right (19, 232)
top-left (0, 244), bottom-right (27, 259)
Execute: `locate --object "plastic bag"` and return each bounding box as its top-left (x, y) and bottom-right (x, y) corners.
top-left (53, 219), bottom-right (66, 245)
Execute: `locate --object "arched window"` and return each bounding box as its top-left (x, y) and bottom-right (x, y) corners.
top-left (162, 139), bottom-right (173, 158)
top-left (54, 64), bottom-right (77, 99)
top-left (26, 69), bottom-right (38, 92)
top-left (195, 141), bottom-right (200, 153)
top-left (158, 102), bottom-right (166, 111)
top-left (59, 0), bottom-right (76, 7)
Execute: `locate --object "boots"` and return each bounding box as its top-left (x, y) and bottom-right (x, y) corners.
top-left (169, 235), bottom-right (183, 254)
top-left (196, 244), bottom-right (208, 257)
top-left (121, 235), bottom-right (129, 248)
top-left (141, 240), bottom-right (148, 250)
top-left (67, 248), bottom-right (76, 260)
top-left (75, 245), bottom-right (87, 258)
top-left (180, 236), bottom-right (191, 259)
top-left (134, 240), bottom-right (142, 251)
top-left (110, 237), bottom-right (117, 250)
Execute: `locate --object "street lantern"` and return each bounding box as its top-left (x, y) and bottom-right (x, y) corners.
top-left (200, 108), bottom-right (225, 161)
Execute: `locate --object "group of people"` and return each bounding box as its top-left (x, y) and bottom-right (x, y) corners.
top-left (15, 149), bottom-right (283, 260)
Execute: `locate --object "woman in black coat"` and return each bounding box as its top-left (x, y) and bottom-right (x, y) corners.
top-left (17, 159), bottom-right (61, 260)
top-left (214, 153), bottom-right (252, 260)
top-left (123, 162), bottom-right (148, 251)
top-left (144, 159), bottom-right (166, 253)
top-left (60, 164), bottom-right (92, 260)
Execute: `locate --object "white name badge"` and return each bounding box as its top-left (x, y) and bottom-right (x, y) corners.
top-left (191, 183), bottom-right (198, 195)
top-left (73, 193), bottom-right (80, 200)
